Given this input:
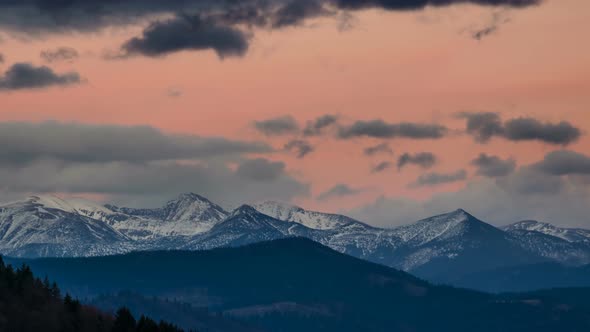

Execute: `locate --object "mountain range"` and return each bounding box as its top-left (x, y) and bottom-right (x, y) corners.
top-left (1, 193), bottom-right (590, 286)
top-left (7, 238), bottom-right (590, 332)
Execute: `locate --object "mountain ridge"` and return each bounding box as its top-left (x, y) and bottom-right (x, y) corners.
top-left (2, 193), bottom-right (590, 284)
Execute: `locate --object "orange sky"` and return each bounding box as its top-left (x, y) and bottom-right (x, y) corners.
top-left (0, 0), bottom-right (589, 218)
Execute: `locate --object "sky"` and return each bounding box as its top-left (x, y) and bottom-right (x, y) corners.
top-left (0, 0), bottom-right (589, 228)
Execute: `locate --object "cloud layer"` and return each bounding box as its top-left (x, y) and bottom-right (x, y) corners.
top-left (0, 0), bottom-right (541, 33)
top-left (0, 0), bottom-right (540, 60)
top-left (349, 150), bottom-right (590, 228)
top-left (0, 121), bottom-right (307, 207)
top-left (0, 121), bottom-right (272, 165)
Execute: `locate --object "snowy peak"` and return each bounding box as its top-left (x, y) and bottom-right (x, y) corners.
top-left (252, 201), bottom-right (304, 219)
top-left (206, 204), bottom-right (286, 237)
top-left (14, 193), bottom-right (231, 240)
top-left (392, 209), bottom-right (499, 245)
top-left (222, 204), bottom-right (284, 229)
top-left (0, 195), bottom-right (132, 258)
top-left (253, 201), bottom-right (367, 230)
top-left (161, 192), bottom-right (228, 222)
top-left (504, 220), bottom-right (550, 232)
top-left (504, 220), bottom-right (590, 243)
top-left (230, 204), bottom-right (262, 217)
top-left (427, 209), bottom-right (493, 229)
top-left (103, 193), bottom-right (229, 238)
top-left (27, 195), bottom-right (77, 213)
top-left (4, 195), bottom-right (117, 221)
top-left (436, 209), bottom-right (473, 222)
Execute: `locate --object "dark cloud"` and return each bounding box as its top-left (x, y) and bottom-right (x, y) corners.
top-left (284, 139), bottom-right (314, 158)
top-left (303, 114), bottom-right (338, 136)
top-left (397, 152), bottom-right (437, 170)
top-left (503, 117), bottom-right (581, 145)
top-left (272, 0), bottom-right (331, 28)
top-left (0, 1), bottom-right (540, 60)
top-left (458, 112), bottom-right (581, 145)
top-left (0, 1), bottom-right (216, 33)
top-left (364, 143), bottom-right (393, 156)
top-left (254, 115), bottom-right (300, 136)
top-left (533, 150), bottom-right (590, 176)
top-left (0, 53), bottom-right (4, 63)
top-left (411, 169), bottom-right (467, 187)
top-left (40, 47), bottom-right (79, 63)
top-left (471, 153), bottom-right (516, 177)
top-left (457, 112), bottom-right (505, 143)
top-left (0, 121), bottom-right (272, 165)
top-left (119, 15), bottom-right (249, 59)
top-left (371, 161), bottom-right (392, 173)
top-left (236, 158), bottom-right (286, 181)
top-left (333, 0), bottom-right (539, 11)
top-left (317, 183), bottom-right (362, 201)
top-left (0, 63), bottom-right (81, 91)
top-left (0, 0), bottom-right (540, 34)
top-left (338, 120), bottom-right (447, 139)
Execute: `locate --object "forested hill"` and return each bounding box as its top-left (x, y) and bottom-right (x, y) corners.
top-left (9, 237), bottom-right (590, 332)
top-left (0, 257), bottom-right (183, 332)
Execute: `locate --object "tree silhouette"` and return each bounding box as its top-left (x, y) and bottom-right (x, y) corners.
top-left (0, 257), bottom-right (186, 332)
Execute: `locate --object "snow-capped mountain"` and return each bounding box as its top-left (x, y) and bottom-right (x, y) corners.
top-left (106, 193), bottom-right (228, 240)
top-left (252, 201), bottom-right (367, 230)
top-left (504, 220), bottom-right (590, 244)
top-left (382, 209), bottom-right (545, 280)
top-left (502, 220), bottom-right (590, 265)
top-left (251, 201), bottom-right (403, 264)
top-left (0, 196), bottom-right (133, 257)
top-left (183, 205), bottom-right (295, 250)
top-left (1, 193), bottom-right (589, 282)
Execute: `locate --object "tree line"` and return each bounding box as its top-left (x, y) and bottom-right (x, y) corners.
top-left (0, 257), bottom-right (188, 332)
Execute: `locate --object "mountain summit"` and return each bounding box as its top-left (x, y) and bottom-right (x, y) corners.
top-left (253, 201), bottom-right (369, 230)
top-left (0, 196), bottom-right (132, 258)
top-left (504, 220), bottom-right (590, 243)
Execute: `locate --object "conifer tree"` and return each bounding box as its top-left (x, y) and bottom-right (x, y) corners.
top-left (112, 307), bottom-right (137, 332)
